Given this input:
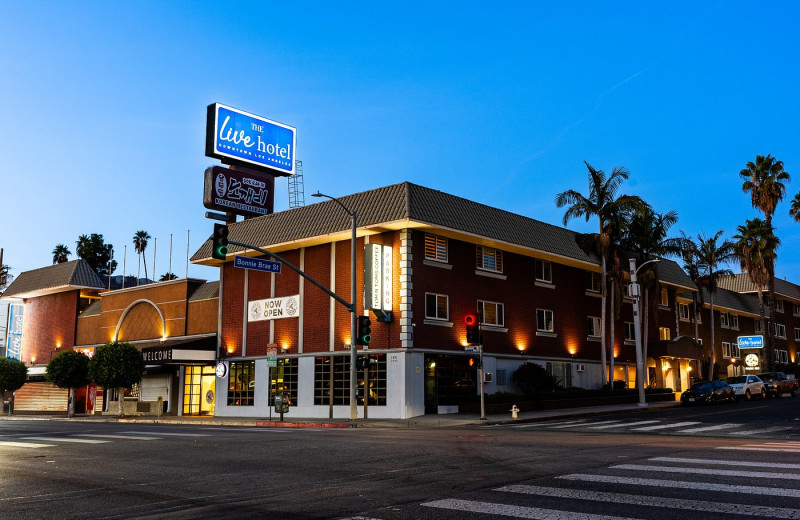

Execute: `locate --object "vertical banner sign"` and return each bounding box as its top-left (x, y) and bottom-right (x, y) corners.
top-left (364, 244), bottom-right (392, 312)
top-left (206, 103), bottom-right (296, 176)
top-left (5, 303), bottom-right (24, 360)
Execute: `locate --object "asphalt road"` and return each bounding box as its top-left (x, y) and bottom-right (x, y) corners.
top-left (1, 396), bottom-right (799, 519)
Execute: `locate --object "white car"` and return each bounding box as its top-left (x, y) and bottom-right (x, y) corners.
top-left (725, 375), bottom-right (766, 401)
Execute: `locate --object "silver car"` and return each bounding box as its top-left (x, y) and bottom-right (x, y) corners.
top-left (725, 375), bottom-right (766, 401)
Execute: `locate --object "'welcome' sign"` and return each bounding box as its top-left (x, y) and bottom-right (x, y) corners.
top-left (206, 103), bottom-right (296, 176)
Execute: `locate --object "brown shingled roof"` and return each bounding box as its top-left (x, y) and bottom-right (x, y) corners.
top-left (3, 259), bottom-right (105, 299)
top-left (718, 273), bottom-right (800, 302)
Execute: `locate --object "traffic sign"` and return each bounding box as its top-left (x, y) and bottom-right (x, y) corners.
top-left (267, 346), bottom-right (278, 368)
top-left (464, 345), bottom-right (481, 353)
top-left (234, 255), bottom-right (282, 273)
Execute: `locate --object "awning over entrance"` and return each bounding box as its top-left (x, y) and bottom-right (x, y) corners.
top-left (138, 335), bottom-right (217, 364)
top-left (648, 336), bottom-right (703, 360)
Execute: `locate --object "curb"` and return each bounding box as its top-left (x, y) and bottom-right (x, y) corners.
top-left (255, 421), bottom-right (351, 428)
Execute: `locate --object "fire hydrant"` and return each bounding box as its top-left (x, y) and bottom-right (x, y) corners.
top-left (511, 405), bottom-right (520, 420)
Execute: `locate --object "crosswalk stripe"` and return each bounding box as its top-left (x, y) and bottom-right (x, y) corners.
top-left (72, 434), bottom-right (163, 440)
top-left (728, 426), bottom-right (793, 436)
top-left (422, 498), bottom-right (641, 520)
top-left (22, 437), bottom-right (109, 444)
top-left (550, 420), bottom-right (623, 429)
top-left (651, 456), bottom-right (800, 469)
top-left (496, 484), bottom-right (800, 518)
top-left (0, 441), bottom-right (56, 448)
top-left (558, 473), bottom-right (800, 498)
top-left (718, 444), bottom-right (800, 453)
top-left (532, 419), bottom-right (590, 428)
top-left (586, 420), bottom-right (661, 430)
top-left (674, 423), bottom-right (741, 433)
top-left (611, 463), bottom-right (800, 480)
top-left (119, 431), bottom-right (209, 437)
top-left (631, 421), bottom-right (700, 431)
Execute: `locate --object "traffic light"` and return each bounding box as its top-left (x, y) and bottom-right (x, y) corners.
top-left (357, 356), bottom-right (369, 370)
top-left (465, 314), bottom-right (479, 345)
top-left (357, 315), bottom-right (372, 345)
top-left (212, 223), bottom-right (229, 261)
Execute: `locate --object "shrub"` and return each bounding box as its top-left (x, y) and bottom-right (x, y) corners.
top-left (511, 362), bottom-right (561, 398)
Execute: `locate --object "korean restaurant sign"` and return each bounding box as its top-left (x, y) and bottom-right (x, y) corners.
top-left (204, 166), bottom-right (275, 216)
top-left (248, 295), bottom-right (301, 322)
top-left (364, 244), bottom-right (392, 312)
top-left (206, 103), bottom-right (296, 176)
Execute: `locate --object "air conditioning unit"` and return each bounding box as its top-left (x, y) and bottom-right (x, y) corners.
top-left (575, 364), bottom-right (586, 372)
top-left (483, 372), bottom-right (493, 383)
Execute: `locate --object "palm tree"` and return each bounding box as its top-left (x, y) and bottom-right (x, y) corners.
top-left (620, 206), bottom-right (684, 374)
top-left (739, 154), bottom-right (790, 371)
top-left (159, 272), bottom-right (178, 281)
top-left (733, 218), bottom-right (779, 369)
top-left (52, 244), bottom-right (71, 264)
top-left (133, 230), bottom-right (151, 283)
top-left (695, 231), bottom-right (735, 381)
top-left (556, 161), bottom-right (644, 385)
top-left (789, 192), bottom-right (800, 222)
top-left (678, 233), bottom-right (704, 344)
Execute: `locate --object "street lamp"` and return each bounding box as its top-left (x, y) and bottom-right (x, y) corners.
top-left (312, 191), bottom-right (359, 421)
top-left (628, 257), bottom-right (660, 407)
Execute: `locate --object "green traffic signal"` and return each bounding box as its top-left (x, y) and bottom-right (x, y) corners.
top-left (212, 223), bottom-right (229, 261)
top-left (357, 315), bottom-right (372, 345)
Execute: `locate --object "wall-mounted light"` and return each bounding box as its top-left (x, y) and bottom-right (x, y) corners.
top-left (281, 342), bottom-right (290, 351)
top-left (517, 344), bottom-right (527, 355)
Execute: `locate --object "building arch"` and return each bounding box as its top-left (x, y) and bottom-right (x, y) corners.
top-left (113, 299), bottom-right (166, 342)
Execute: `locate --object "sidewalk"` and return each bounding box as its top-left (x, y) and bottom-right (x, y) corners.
top-left (0, 401), bottom-right (679, 429)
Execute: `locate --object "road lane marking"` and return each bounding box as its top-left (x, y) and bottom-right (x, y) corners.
top-left (558, 474), bottom-right (800, 498)
top-left (728, 426), bottom-right (793, 436)
top-left (651, 456), bottom-right (800, 469)
top-left (496, 484), bottom-right (800, 518)
top-left (550, 420), bottom-right (623, 429)
top-left (422, 498), bottom-right (641, 519)
top-left (22, 437), bottom-right (109, 444)
top-left (72, 434), bottom-right (164, 440)
top-left (611, 463), bottom-right (800, 480)
top-left (119, 431), bottom-right (210, 437)
top-left (587, 420), bottom-right (661, 430)
top-left (631, 421), bottom-right (700, 431)
top-left (674, 423), bottom-right (741, 433)
top-left (0, 441), bottom-right (56, 448)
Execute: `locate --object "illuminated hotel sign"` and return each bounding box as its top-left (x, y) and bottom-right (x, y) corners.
top-left (206, 103), bottom-right (296, 176)
top-left (737, 335), bottom-right (764, 349)
top-left (5, 303), bottom-right (24, 360)
top-left (364, 244), bottom-right (392, 313)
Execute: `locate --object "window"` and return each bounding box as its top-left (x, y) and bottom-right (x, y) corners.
top-left (227, 361), bottom-right (256, 406)
top-left (535, 259), bottom-right (552, 283)
top-left (537, 309), bottom-right (554, 333)
top-left (660, 288), bottom-right (669, 307)
top-left (755, 320), bottom-right (763, 333)
top-left (587, 316), bottom-right (601, 338)
top-left (424, 234), bottom-right (448, 263)
top-left (496, 369), bottom-right (507, 386)
top-left (425, 293), bottom-right (449, 320)
top-left (776, 323), bottom-right (787, 339)
top-left (795, 328), bottom-right (800, 341)
top-left (722, 342), bottom-right (739, 359)
top-left (776, 350), bottom-right (789, 364)
top-left (586, 272), bottom-right (601, 293)
top-left (679, 303), bottom-right (690, 321)
top-left (624, 322), bottom-right (635, 341)
top-left (269, 358), bottom-right (298, 405)
top-left (794, 304), bottom-right (800, 317)
top-left (476, 246), bottom-right (503, 272)
top-left (546, 362), bottom-right (572, 388)
top-left (720, 312), bottom-right (729, 328)
top-left (479, 301), bottom-right (504, 327)
top-left (776, 300), bottom-right (785, 313)
top-left (314, 354), bottom-right (387, 406)
top-left (659, 327), bottom-right (670, 341)
top-left (730, 314), bottom-right (739, 329)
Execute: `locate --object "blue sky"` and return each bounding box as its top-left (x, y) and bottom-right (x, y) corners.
top-left (1, 2), bottom-right (799, 284)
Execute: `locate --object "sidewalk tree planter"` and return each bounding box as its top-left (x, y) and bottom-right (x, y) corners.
top-left (46, 349), bottom-right (91, 418)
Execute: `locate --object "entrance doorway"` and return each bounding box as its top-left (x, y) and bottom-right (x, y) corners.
top-left (183, 366), bottom-right (216, 416)
top-left (424, 354), bottom-right (477, 414)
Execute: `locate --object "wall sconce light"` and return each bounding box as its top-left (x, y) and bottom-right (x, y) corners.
top-left (517, 344), bottom-right (527, 355)
top-left (281, 343), bottom-right (290, 351)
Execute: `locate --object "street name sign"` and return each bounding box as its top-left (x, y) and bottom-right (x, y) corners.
top-left (234, 255), bottom-right (282, 274)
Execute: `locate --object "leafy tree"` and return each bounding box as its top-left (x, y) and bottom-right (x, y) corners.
top-left (556, 162), bottom-right (644, 385)
top-left (159, 272), bottom-right (178, 281)
top-left (696, 231), bottom-right (735, 381)
top-left (88, 342), bottom-right (144, 417)
top-left (511, 362), bottom-right (561, 399)
top-left (133, 230), bottom-right (151, 282)
top-left (52, 244), bottom-right (71, 264)
top-left (76, 233), bottom-right (117, 275)
top-left (0, 357), bottom-right (27, 416)
top-left (740, 154), bottom-right (790, 372)
top-left (46, 350), bottom-right (90, 417)
top-left (733, 218), bottom-right (779, 370)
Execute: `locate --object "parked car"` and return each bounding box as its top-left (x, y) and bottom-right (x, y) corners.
top-left (757, 372), bottom-right (797, 397)
top-left (680, 380), bottom-right (735, 405)
top-left (725, 375), bottom-right (766, 401)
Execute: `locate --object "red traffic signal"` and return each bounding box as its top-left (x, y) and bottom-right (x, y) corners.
top-left (465, 314), bottom-right (479, 345)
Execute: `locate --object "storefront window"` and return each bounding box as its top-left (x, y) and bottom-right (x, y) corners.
top-left (269, 358), bottom-right (298, 405)
top-left (227, 361), bottom-right (255, 406)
